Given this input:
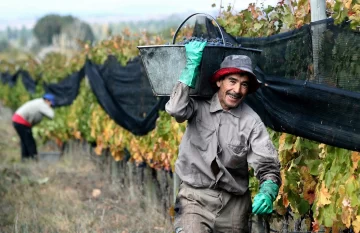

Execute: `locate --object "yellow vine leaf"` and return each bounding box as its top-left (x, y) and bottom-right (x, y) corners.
top-left (90, 124), bottom-right (96, 138)
top-left (278, 133), bottom-right (286, 151)
top-left (74, 131), bottom-right (81, 140)
top-left (279, 170), bottom-right (285, 196)
top-left (353, 4), bottom-right (360, 10)
top-left (300, 166), bottom-right (316, 204)
top-left (55, 137), bottom-right (63, 148)
top-left (339, 185), bottom-right (346, 197)
top-left (319, 143), bottom-right (327, 158)
top-left (318, 183), bottom-right (331, 207)
top-left (94, 145), bottom-right (103, 156)
top-left (113, 152), bottom-right (123, 162)
top-left (353, 216), bottom-right (360, 233)
top-left (344, 0), bottom-right (352, 9)
top-left (147, 152), bottom-right (154, 160)
top-left (248, 4), bottom-right (259, 19)
top-left (177, 131), bottom-right (184, 142)
top-left (296, 19), bottom-right (304, 28)
top-left (282, 193), bottom-right (290, 207)
top-left (169, 205), bottom-right (175, 221)
top-left (103, 122), bottom-right (113, 141)
top-left (351, 151), bottom-right (360, 172)
top-left (341, 203), bottom-right (353, 228)
top-left (173, 122), bottom-right (179, 130)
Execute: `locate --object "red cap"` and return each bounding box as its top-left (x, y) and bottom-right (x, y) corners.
top-left (210, 55), bottom-right (261, 94)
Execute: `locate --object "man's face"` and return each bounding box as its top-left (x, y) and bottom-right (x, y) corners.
top-left (216, 73), bottom-right (250, 111)
top-left (45, 99), bottom-right (52, 107)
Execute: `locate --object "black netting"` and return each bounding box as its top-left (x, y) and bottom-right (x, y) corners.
top-left (1, 70), bottom-right (36, 93)
top-left (1, 18), bottom-right (359, 149)
top-left (43, 67), bottom-right (84, 106)
top-left (85, 56), bottom-right (168, 136)
top-left (191, 17), bottom-right (360, 151)
top-left (1, 56), bottom-right (168, 136)
top-left (243, 19), bottom-right (360, 151)
top-left (99, 56), bottom-right (160, 119)
top-left (246, 74), bottom-right (360, 151)
top-left (236, 25), bottom-right (313, 80)
top-left (0, 71), bottom-right (13, 85)
top-left (315, 19), bottom-right (360, 92)
top-left (18, 70), bottom-right (37, 94)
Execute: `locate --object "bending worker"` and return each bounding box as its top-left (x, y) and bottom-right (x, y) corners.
top-left (12, 93), bottom-right (56, 161)
top-left (165, 41), bottom-right (281, 233)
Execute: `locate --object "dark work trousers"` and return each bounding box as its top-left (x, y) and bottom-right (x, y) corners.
top-left (174, 182), bottom-right (252, 233)
top-left (12, 122), bottom-right (37, 160)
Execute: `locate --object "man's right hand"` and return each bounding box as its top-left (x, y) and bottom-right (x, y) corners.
top-left (178, 41), bottom-right (207, 88)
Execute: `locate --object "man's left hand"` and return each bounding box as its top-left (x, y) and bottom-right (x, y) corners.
top-left (252, 180), bottom-right (279, 215)
top-left (178, 41), bottom-right (207, 88)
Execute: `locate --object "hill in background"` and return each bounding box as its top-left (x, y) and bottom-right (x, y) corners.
top-left (0, 13), bottom-right (190, 51)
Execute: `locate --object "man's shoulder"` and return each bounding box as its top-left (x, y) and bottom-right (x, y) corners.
top-left (28, 98), bottom-right (46, 107)
top-left (192, 97), bottom-right (212, 106)
top-left (25, 98), bottom-right (42, 104)
top-left (241, 103), bottom-right (262, 123)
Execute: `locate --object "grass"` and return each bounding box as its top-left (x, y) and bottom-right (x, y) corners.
top-left (0, 104), bottom-right (172, 233)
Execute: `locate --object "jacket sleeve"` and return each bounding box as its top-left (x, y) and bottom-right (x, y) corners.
top-left (40, 104), bottom-right (55, 119)
top-left (165, 82), bottom-right (198, 123)
top-left (247, 121), bottom-right (281, 186)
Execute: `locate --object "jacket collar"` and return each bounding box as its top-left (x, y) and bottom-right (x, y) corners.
top-left (209, 92), bottom-right (243, 118)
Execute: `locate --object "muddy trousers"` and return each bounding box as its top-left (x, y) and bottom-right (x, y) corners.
top-left (13, 122), bottom-right (37, 160)
top-left (174, 183), bottom-right (252, 233)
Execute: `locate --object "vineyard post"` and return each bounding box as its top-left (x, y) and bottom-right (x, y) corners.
top-left (310, 0), bottom-right (327, 83)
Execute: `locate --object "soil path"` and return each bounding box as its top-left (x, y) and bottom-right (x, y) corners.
top-left (0, 103), bottom-right (172, 233)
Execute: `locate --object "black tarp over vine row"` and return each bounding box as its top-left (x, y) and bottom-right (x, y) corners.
top-left (1, 19), bottom-right (359, 150)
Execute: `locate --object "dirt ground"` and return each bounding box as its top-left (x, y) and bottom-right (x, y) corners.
top-left (0, 104), bottom-right (172, 233)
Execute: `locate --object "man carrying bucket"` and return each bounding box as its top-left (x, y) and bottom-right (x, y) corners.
top-left (12, 93), bottom-right (56, 162)
top-left (166, 41), bottom-right (281, 233)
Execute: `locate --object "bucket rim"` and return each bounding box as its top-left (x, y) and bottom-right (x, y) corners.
top-left (137, 45), bottom-right (262, 53)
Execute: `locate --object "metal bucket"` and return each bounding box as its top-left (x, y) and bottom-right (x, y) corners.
top-left (137, 13), bottom-right (261, 97)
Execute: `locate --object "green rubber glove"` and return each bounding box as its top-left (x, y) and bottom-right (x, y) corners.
top-left (252, 180), bottom-right (279, 215)
top-left (178, 41), bottom-right (207, 88)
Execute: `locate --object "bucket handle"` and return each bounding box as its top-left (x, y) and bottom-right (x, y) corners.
top-left (172, 13), bottom-right (226, 45)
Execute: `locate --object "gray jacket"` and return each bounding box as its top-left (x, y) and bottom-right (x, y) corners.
top-left (166, 82), bottom-right (281, 194)
top-left (15, 98), bottom-right (54, 126)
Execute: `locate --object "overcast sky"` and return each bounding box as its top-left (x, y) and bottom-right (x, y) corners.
top-left (0, 0), bottom-right (279, 29)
